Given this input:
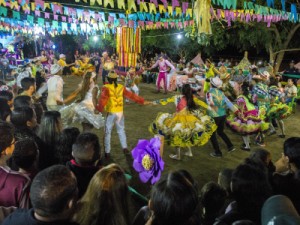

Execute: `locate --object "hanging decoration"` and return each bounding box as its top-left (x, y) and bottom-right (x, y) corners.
top-left (116, 27), bottom-right (141, 67)
top-left (193, 0), bottom-right (212, 35)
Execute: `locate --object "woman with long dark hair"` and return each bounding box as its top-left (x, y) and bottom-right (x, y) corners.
top-left (150, 84), bottom-right (217, 160)
top-left (38, 111), bottom-right (62, 146)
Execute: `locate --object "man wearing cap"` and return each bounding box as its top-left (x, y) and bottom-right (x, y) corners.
top-left (46, 64), bottom-right (64, 111)
top-left (97, 71), bottom-right (149, 159)
top-left (206, 77), bottom-right (237, 158)
top-left (147, 55), bottom-right (175, 94)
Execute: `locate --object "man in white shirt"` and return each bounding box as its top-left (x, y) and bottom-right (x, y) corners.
top-left (46, 64), bottom-right (64, 111)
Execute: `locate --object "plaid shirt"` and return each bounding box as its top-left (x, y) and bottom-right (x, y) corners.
top-left (269, 86), bottom-right (285, 99)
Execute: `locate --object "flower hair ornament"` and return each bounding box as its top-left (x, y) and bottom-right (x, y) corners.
top-left (132, 137), bottom-right (164, 184)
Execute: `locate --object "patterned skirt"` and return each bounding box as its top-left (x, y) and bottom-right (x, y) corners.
top-left (149, 109), bottom-right (217, 147)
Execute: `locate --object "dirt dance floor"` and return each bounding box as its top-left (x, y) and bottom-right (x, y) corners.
top-left (63, 76), bottom-right (300, 207)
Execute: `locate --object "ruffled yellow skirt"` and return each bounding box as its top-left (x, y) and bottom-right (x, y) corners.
top-left (149, 109), bottom-right (217, 147)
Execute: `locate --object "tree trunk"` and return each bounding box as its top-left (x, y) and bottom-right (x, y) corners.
top-left (274, 51), bottom-right (285, 72)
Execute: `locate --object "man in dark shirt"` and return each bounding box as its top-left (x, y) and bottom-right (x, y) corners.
top-left (2, 165), bottom-right (79, 225)
top-left (66, 132), bottom-right (102, 197)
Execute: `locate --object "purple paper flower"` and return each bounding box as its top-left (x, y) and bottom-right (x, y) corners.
top-left (132, 137), bottom-right (164, 184)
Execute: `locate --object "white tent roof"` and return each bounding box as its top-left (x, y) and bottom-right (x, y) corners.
top-left (191, 53), bottom-right (204, 66)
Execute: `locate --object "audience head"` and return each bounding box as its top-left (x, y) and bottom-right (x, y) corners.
top-left (21, 77), bottom-right (36, 93)
top-left (77, 163), bottom-right (129, 225)
top-left (12, 139), bottom-right (38, 171)
top-left (149, 170), bottom-right (200, 225)
top-left (249, 148), bottom-right (272, 167)
top-left (55, 127), bottom-right (80, 165)
top-left (261, 195), bottom-right (300, 225)
top-left (200, 182), bottom-right (227, 220)
top-left (231, 160), bottom-right (272, 222)
top-left (30, 165), bottom-right (78, 220)
top-left (38, 111), bottom-right (62, 145)
top-left (218, 168), bottom-right (233, 194)
top-left (283, 137), bottom-right (300, 173)
top-left (10, 106), bottom-right (37, 129)
top-left (13, 95), bottom-right (32, 109)
top-left (0, 90), bottom-right (14, 107)
top-left (0, 121), bottom-right (15, 156)
top-left (72, 132), bottom-right (100, 166)
top-left (0, 98), bottom-right (11, 121)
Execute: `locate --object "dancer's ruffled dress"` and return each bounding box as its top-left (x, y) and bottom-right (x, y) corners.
top-left (149, 95), bottom-right (217, 147)
top-left (267, 85), bottom-right (292, 120)
top-left (227, 95), bottom-right (269, 134)
top-left (60, 83), bottom-right (105, 129)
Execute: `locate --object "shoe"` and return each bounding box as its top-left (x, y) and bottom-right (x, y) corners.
top-left (164, 91), bottom-right (168, 95)
top-left (278, 134), bottom-right (286, 138)
top-left (105, 153), bottom-right (110, 159)
top-left (255, 141), bottom-right (266, 147)
top-left (240, 145), bottom-right (251, 151)
top-left (169, 154), bottom-right (181, 160)
top-left (184, 152), bottom-right (193, 157)
top-left (210, 153), bottom-right (222, 158)
top-left (228, 146), bottom-right (236, 153)
top-left (268, 131), bottom-right (276, 136)
top-left (153, 90), bottom-right (160, 94)
top-left (123, 148), bottom-right (130, 155)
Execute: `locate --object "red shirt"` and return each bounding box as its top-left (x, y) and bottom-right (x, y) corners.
top-left (0, 166), bottom-right (31, 208)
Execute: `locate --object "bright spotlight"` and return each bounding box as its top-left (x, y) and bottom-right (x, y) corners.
top-left (52, 45), bottom-right (56, 49)
top-left (93, 36), bottom-right (98, 41)
top-left (177, 34), bottom-right (182, 39)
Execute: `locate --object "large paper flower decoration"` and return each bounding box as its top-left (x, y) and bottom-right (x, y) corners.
top-left (132, 137), bottom-right (164, 184)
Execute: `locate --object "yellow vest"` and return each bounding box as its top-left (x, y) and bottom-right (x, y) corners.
top-left (105, 84), bottom-right (124, 113)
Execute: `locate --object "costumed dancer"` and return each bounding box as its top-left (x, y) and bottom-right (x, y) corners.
top-left (202, 59), bottom-right (220, 96)
top-left (267, 77), bottom-right (292, 138)
top-left (115, 66), bottom-right (144, 100)
top-left (219, 66), bottom-right (239, 101)
top-left (251, 71), bottom-right (270, 146)
top-left (60, 72), bottom-right (105, 132)
top-left (147, 55), bottom-right (175, 94)
top-left (226, 83), bottom-right (269, 151)
top-left (149, 84), bottom-right (217, 160)
top-left (101, 51), bottom-right (114, 84)
top-left (177, 62), bottom-right (202, 92)
top-left (206, 77), bottom-right (238, 158)
top-left (96, 71), bottom-right (150, 159)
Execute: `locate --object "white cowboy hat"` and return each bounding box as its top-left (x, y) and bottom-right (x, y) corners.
top-left (50, 64), bottom-right (62, 75)
top-left (59, 54), bottom-right (66, 59)
top-left (210, 77), bottom-right (223, 88)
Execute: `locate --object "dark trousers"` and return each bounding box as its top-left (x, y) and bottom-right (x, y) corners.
top-left (210, 115), bottom-right (233, 154)
top-left (102, 69), bottom-right (108, 84)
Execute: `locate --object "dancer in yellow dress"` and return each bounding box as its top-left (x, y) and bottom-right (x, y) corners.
top-left (150, 84), bottom-right (217, 160)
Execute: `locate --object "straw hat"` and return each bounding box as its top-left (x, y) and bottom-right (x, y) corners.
top-left (59, 54), bottom-right (66, 59)
top-left (107, 71), bottom-right (118, 79)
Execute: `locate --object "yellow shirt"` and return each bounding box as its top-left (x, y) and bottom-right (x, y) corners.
top-left (105, 84), bottom-right (124, 113)
top-left (57, 59), bottom-right (67, 67)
